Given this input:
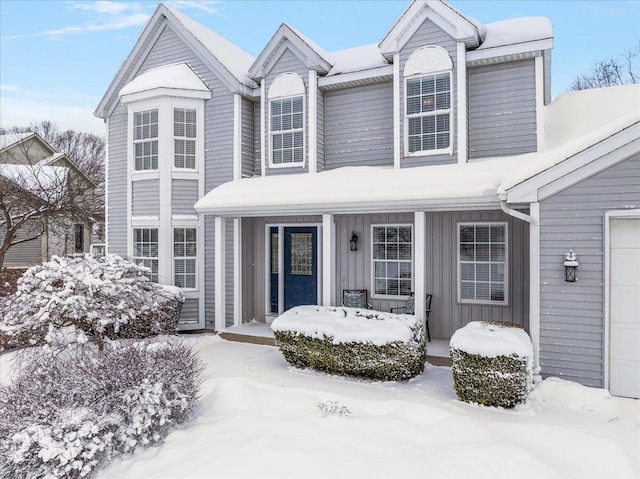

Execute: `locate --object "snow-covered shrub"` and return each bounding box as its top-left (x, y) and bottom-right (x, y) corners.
top-left (449, 321), bottom-right (533, 408)
top-left (0, 254), bottom-right (183, 351)
top-left (0, 340), bottom-right (204, 479)
top-left (272, 306), bottom-right (426, 381)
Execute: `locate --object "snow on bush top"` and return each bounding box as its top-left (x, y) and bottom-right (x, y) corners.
top-left (270, 305), bottom-right (422, 346)
top-left (0, 254), bottom-right (182, 337)
top-left (450, 321), bottom-right (533, 358)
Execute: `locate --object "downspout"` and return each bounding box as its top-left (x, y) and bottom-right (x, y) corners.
top-left (499, 196), bottom-right (541, 376)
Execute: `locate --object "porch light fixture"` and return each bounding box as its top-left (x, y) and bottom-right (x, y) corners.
top-left (564, 250), bottom-right (578, 282)
top-left (350, 231), bottom-right (359, 251)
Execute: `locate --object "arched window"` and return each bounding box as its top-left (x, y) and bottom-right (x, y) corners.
top-left (268, 73), bottom-right (305, 167)
top-left (404, 46), bottom-right (453, 155)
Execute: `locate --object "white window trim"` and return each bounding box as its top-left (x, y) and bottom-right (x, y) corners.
top-left (172, 225), bottom-right (199, 292)
top-left (370, 224), bottom-right (414, 300)
top-left (268, 93), bottom-right (306, 169)
top-left (171, 99), bottom-right (204, 175)
top-left (404, 70), bottom-right (454, 158)
top-left (131, 226), bottom-right (160, 283)
top-left (457, 221), bottom-right (509, 306)
top-left (132, 107), bottom-right (159, 172)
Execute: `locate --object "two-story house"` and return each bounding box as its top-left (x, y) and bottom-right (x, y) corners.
top-left (95, 1), bottom-right (640, 398)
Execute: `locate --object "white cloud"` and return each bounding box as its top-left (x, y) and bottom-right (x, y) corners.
top-left (0, 97), bottom-right (106, 136)
top-left (71, 1), bottom-right (143, 15)
top-left (167, 1), bottom-right (221, 15)
top-left (0, 84), bottom-right (19, 92)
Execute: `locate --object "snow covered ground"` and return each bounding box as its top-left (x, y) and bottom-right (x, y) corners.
top-left (2, 334), bottom-right (639, 478)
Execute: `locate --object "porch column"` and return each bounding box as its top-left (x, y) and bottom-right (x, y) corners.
top-left (529, 202), bottom-right (541, 374)
top-left (214, 216), bottom-right (226, 331)
top-left (414, 211), bottom-right (426, 324)
top-left (233, 217), bottom-right (242, 326)
top-left (322, 213), bottom-right (335, 306)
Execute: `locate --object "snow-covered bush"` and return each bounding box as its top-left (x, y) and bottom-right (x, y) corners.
top-left (449, 321), bottom-right (533, 408)
top-left (0, 340), bottom-right (204, 479)
top-left (0, 254), bottom-right (183, 351)
top-left (272, 306), bottom-right (426, 381)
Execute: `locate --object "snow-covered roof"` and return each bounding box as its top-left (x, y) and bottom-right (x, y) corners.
top-left (0, 154), bottom-right (69, 199)
top-left (326, 44), bottom-right (389, 76)
top-left (478, 17), bottom-right (552, 50)
top-left (164, 5), bottom-right (255, 86)
top-left (195, 84), bottom-right (640, 217)
top-left (120, 63), bottom-right (210, 98)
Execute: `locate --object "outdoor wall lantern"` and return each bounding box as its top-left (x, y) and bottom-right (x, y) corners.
top-left (350, 231), bottom-right (359, 251)
top-left (564, 250), bottom-right (578, 282)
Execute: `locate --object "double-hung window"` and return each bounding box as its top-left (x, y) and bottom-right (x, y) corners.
top-left (133, 228), bottom-right (159, 282)
top-left (174, 107), bottom-right (197, 169)
top-left (372, 225), bottom-right (413, 297)
top-left (271, 96), bottom-right (304, 165)
top-left (406, 72), bottom-right (451, 153)
top-left (173, 228), bottom-right (197, 289)
top-left (459, 223), bottom-right (507, 304)
top-left (133, 109), bottom-right (158, 170)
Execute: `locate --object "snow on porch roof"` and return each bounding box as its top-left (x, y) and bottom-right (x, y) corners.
top-left (195, 160), bottom-right (512, 217)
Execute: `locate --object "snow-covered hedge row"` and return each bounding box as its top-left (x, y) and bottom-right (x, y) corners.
top-left (0, 340), bottom-right (204, 479)
top-left (271, 306), bottom-right (426, 381)
top-left (449, 321), bottom-right (533, 408)
top-left (0, 255), bottom-right (183, 351)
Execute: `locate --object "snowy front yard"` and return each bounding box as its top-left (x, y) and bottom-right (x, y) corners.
top-left (2, 335), bottom-right (638, 478)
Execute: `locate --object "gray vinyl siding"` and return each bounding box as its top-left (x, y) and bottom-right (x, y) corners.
top-left (263, 46), bottom-right (309, 175)
top-left (543, 50), bottom-right (551, 105)
top-left (468, 59), bottom-right (537, 159)
top-left (325, 82), bottom-right (394, 169)
top-left (179, 298), bottom-right (199, 325)
top-left (171, 179), bottom-right (198, 215)
top-left (399, 18), bottom-right (458, 167)
top-left (132, 180), bottom-right (159, 217)
top-left (241, 98), bottom-right (255, 177)
top-left (2, 221), bottom-right (42, 267)
top-left (335, 210), bottom-right (528, 338)
top-left (539, 153), bottom-right (640, 388)
top-left (107, 103), bottom-right (128, 256)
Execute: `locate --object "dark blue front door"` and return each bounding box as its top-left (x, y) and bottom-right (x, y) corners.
top-left (283, 227), bottom-right (318, 311)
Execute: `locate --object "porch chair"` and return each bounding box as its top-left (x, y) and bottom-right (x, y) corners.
top-left (390, 293), bottom-right (432, 342)
top-left (342, 289), bottom-right (372, 309)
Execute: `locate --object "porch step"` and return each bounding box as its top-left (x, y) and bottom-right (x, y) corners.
top-left (219, 331), bottom-right (277, 346)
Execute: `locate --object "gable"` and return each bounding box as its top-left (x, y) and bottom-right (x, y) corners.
top-left (95, 4), bottom-right (255, 120)
top-left (249, 24), bottom-right (332, 80)
top-left (400, 16), bottom-right (457, 63)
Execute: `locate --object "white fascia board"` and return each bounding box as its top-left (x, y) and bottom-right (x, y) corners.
top-left (95, 13), bottom-right (167, 119)
top-left (197, 196), bottom-right (501, 218)
top-left (506, 123), bottom-right (640, 203)
top-left (379, 1), bottom-right (478, 57)
top-left (120, 88), bottom-right (211, 104)
top-left (249, 25), bottom-right (332, 80)
top-left (466, 38), bottom-right (553, 65)
top-left (318, 65), bottom-right (393, 89)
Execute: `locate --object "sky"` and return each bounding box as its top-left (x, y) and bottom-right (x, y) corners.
top-left (0, 0), bottom-right (639, 136)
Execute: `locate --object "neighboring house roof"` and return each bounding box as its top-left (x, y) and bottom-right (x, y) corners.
top-left (0, 155), bottom-right (70, 201)
top-left (0, 132), bottom-right (55, 157)
top-left (195, 85), bottom-right (640, 217)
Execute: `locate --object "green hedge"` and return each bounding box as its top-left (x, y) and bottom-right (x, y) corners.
top-left (274, 325), bottom-right (426, 381)
top-left (450, 322), bottom-right (532, 408)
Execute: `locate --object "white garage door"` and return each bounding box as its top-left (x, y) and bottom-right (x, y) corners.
top-left (609, 217), bottom-right (640, 398)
